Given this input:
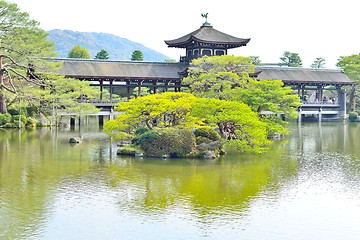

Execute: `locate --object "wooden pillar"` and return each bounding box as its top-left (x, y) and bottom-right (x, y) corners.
top-left (318, 85), bottom-right (323, 103)
top-left (338, 88), bottom-right (346, 120)
top-left (137, 81), bottom-right (143, 97)
top-left (153, 81), bottom-right (157, 94)
top-left (99, 115), bottom-right (104, 127)
top-left (165, 81), bottom-right (169, 92)
top-left (126, 80), bottom-right (131, 99)
top-left (110, 79), bottom-right (113, 101)
top-left (100, 79), bottom-right (103, 100)
top-left (70, 117), bottom-right (76, 128)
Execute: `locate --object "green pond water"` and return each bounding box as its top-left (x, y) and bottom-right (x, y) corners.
top-left (0, 121), bottom-right (359, 240)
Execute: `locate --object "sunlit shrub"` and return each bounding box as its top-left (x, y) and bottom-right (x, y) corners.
top-left (133, 128), bottom-right (195, 157)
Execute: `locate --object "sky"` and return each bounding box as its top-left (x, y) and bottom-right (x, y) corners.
top-left (9, 0), bottom-right (360, 68)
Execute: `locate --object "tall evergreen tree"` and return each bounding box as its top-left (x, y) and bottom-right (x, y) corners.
top-left (0, 0), bottom-right (57, 113)
top-left (131, 50), bottom-right (144, 61)
top-left (94, 49), bottom-right (109, 59)
top-left (279, 51), bottom-right (302, 67)
top-left (310, 57), bottom-right (326, 68)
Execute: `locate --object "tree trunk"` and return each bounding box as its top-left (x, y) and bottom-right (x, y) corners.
top-left (0, 55), bottom-right (6, 114)
top-left (347, 85), bottom-right (356, 113)
top-left (0, 91), bottom-right (6, 114)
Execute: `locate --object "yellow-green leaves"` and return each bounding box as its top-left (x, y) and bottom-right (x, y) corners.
top-left (105, 92), bottom-right (271, 153)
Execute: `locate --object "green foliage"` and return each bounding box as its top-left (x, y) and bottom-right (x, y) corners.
top-left (250, 56), bottom-right (261, 65)
top-left (22, 73), bottom-right (100, 118)
top-left (94, 49), bottom-right (109, 59)
top-left (337, 54), bottom-right (360, 111)
top-left (105, 92), bottom-right (198, 139)
top-left (26, 117), bottom-right (37, 127)
top-left (337, 54), bottom-right (360, 81)
top-left (183, 55), bottom-right (300, 138)
top-left (0, 113), bottom-right (12, 125)
top-left (194, 127), bottom-right (221, 141)
top-left (348, 112), bottom-right (358, 122)
top-left (117, 146), bottom-right (142, 156)
top-left (132, 128), bottom-right (195, 157)
top-left (310, 57), bottom-right (326, 68)
top-left (131, 50), bottom-right (144, 61)
top-left (68, 44), bottom-right (91, 59)
top-left (0, 1), bottom-right (58, 114)
top-left (104, 92), bottom-right (271, 153)
top-left (279, 51), bottom-right (302, 67)
top-left (135, 127), bottom-right (150, 135)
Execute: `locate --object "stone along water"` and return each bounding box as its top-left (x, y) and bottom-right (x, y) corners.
top-left (0, 122), bottom-right (359, 239)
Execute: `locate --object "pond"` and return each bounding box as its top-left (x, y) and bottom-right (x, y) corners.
top-left (0, 121), bottom-right (359, 239)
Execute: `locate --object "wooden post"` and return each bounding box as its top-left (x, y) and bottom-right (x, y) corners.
top-left (100, 79), bottom-right (103, 100)
top-left (137, 81), bottom-right (142, 97)
top-left (99, 115), bottom-right (104, 127)
top-left (70, 117), bottom-right (76, 130)
top-left (126, 80), bottom-right (131, 99)
top-left (110, 79), bottom-right (113, 101)
top-left (153, 81), bottom-right (157, 94)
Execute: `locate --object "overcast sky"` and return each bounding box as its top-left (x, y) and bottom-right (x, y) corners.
top-left (9, 0), bottom-right (359, 68)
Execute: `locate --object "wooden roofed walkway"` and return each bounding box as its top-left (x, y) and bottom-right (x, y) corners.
top-left (49, 58), bottom-right (355, 123)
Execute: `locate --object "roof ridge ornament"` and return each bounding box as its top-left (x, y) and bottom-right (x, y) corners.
top-left (201, 13), bottom-right (211, 27)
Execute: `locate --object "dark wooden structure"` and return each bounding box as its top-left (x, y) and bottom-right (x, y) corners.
top-left (165, 21), bottom-right (250, 63)
top-left (58, 59), bottom-right (188, 100)
top-left (256, 66), bottom-right (354, 121)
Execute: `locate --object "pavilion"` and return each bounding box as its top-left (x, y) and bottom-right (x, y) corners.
top-left (56, 18), bottom-right (355, 122)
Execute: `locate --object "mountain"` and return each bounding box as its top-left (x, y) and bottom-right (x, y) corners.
top-left (47, 29), bottom-right (170, 61)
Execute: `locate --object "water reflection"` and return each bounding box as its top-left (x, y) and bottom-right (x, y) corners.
top-left (0, 122), bottom-right (359, 239)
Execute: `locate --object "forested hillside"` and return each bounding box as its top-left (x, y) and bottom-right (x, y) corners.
top-left (47, 29), bottom-right (170, 61)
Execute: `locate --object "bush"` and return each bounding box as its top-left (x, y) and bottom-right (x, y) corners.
top-left (133, 128), bottom-right (195, 158)
top-left (117, 146), bottom-right (143, 156)
top-left (194, 127), bottom-right (221, 141)
top-left (349, 112), bottom-right (359, 122)
top-left (13, 115), bottom-right (27, 124)
top-left (26, 117), bottom-right (38, 127)
top-left (134, 127), bottom-right (150, 135)
top-left (0, 113), bottom-right (12, 125)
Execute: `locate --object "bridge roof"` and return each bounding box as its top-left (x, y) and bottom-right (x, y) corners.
top-left (256, 66), bottom-right (355, 86)
top-left (57, 59), bottom-right (187, 80)
top-left (52, 59), bottom-right (354, 86)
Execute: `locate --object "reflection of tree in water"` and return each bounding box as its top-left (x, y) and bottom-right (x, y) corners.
top-left (0, 128), bottom-right (299, 238)
top-left (0, 129), bottom-right (110, 238)
top-left (107, 145), bottom-right (298, 218)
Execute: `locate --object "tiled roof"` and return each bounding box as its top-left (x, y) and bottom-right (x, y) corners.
top-left (164, 25), bottom-right (250, 48)
top-left (57, 59), bottom-right (187, 80)
top-left (256, 66), bottom-right (354, 86)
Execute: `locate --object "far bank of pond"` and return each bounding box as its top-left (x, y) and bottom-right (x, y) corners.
top-left (0, 121), bottom-right (359, 239)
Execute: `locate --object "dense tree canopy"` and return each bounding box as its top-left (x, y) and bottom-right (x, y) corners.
top-left (68, 45), bottom-right (91, 59)
top-left (94, 49), bottom-right (109, 60)
top-left (131, 50), bottom-right (143, 61)
top-left (0, 0), bottom-right (58, 114)
top-left (337, 54), bottom-right (360, 111)
top-left (104, 92), bottom-right (271, 153)
top-left (183, 55), bottom-right (300, 137)
top-left (0, 1), bottom-right (98, 122)
top-left (279, 51), bottom-right (302, 67)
